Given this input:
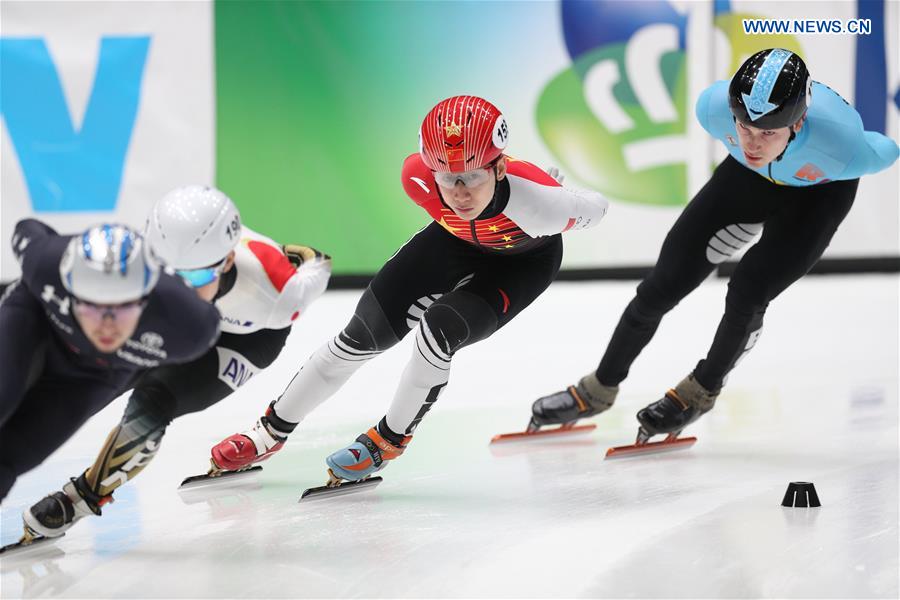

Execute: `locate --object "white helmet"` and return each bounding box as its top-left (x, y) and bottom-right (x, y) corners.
top-left (60, 224), bottom-right (160, 304)
top-left (145, 185), bottom-right (242, 270)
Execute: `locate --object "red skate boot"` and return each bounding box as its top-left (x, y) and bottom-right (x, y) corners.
top-left (179, 414), bottom-right (287, 488)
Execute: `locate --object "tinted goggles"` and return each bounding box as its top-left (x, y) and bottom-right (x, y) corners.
top-left (176, 259), bottom-right (227, 288)
top-left (432, 167), bottom-right (493, 189)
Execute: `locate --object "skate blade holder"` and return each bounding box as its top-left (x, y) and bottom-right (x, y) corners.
top-left (490, 421), bottom-right (596, 444)
top-left (605, 434), bottom-right (697, 459)
top-left (0, 532), bottom-right (65, 559)
top-left (299, 469), bottom-right (383, 502)
top-left (178, 465), bottom-right (264, 490)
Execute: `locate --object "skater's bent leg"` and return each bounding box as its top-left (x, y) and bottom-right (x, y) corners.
top-left (74, 335), bottom-right (255, 500)
top-left (0, 285), bottom-right (49, 428)
top-left (79, 384), bottom-right (175, 502)
top-left (595, 280), bottom-right (677, 386)
top-left (20, 382), bottom-right (175, 537)
top-left (535, 271), bottom-right (692, 425)
top-left (594, 201), bottom-right (732, 385)
top-left (592, 159), bottom-right (769, 387)
top-left (693, 181), bottom-right (856, 391)
top-left (77, 325), bottom-right (288, 501)
top-left (382, 291), bottom-right (498, 442)
top-left (0, 380), bottom-right (118, 502)
top-left (595, 257), bottom-right (715, 386)
top-left (171, 328), bottom-right (291, 421)
top-left (272, 286), bottom-right (402, 424)
top-left (692, 277), bottom-right (766, 392)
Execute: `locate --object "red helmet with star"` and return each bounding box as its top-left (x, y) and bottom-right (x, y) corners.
top-left (419, 95), bottom-right (509, 173)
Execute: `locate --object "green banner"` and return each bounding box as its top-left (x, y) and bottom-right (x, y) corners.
top-left (215, 1), bottom-right (426, 274)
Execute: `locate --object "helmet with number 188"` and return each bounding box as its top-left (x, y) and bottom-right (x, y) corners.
top-left (419, 95), bottom-right (509, 173)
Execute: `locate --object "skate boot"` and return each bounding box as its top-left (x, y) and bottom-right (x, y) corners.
top-left (635, 374), bottom-right (718, 443)
top-left (23, 477), bottom-right (107, 540)
top-left (298, 427), bottom-right (408, 502)
top-left (325, 427), bottom-right (410, 483)
top-left (210, 414), bottom-right (286, 474)
top-left (530, 373), bottom-right (618, 429)
top-left (605, 374), bottom-right (718, 459)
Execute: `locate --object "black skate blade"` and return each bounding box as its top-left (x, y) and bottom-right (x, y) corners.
top-left (0, 533), bottom-right (64, 558)
top-left (490, 423), bottom-right (596, 444)
top-left (178, 465), bottom-right (263, 490)
top-left (605, 436), bottom-right (697, 459)
top-left (298, 476), bottom-right (382, 503)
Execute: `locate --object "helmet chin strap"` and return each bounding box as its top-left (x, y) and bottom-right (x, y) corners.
top-left (775, 124), bottom-right (801, 162)
top-left (776, 111), bottom-right (807, 162)
top-left (486, 164), bottom-right (506, 208)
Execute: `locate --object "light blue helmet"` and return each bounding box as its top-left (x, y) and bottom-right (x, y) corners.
top-left (60, 224), bottom-right (160, 304)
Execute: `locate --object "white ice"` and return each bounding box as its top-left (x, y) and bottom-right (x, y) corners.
top-left (1, 275), bottom-right (897, 599)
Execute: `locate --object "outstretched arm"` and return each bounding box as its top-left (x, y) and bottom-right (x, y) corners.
top-left (840, 130), bottom-right (899, 179)
top-left (264, 245), bottom-right (332, 330)
top-left (503, 165), bottom-right (609, 238)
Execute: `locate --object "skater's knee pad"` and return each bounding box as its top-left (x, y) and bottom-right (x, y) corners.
top-left (340, 287), bottom-right (400, 353)
top-left (420, 291), bottom-right (498, 356)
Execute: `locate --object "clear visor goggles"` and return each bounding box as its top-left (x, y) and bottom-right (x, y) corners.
top-left (176, 258), bottom-right (227, 288)
top-left (73, 299), bottom-right (145, 324)
top-left (433, 166), bottom-right (494, 189)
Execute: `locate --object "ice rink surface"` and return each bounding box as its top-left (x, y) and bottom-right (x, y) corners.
top-left (1, 275), bottom-right (897, 599)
